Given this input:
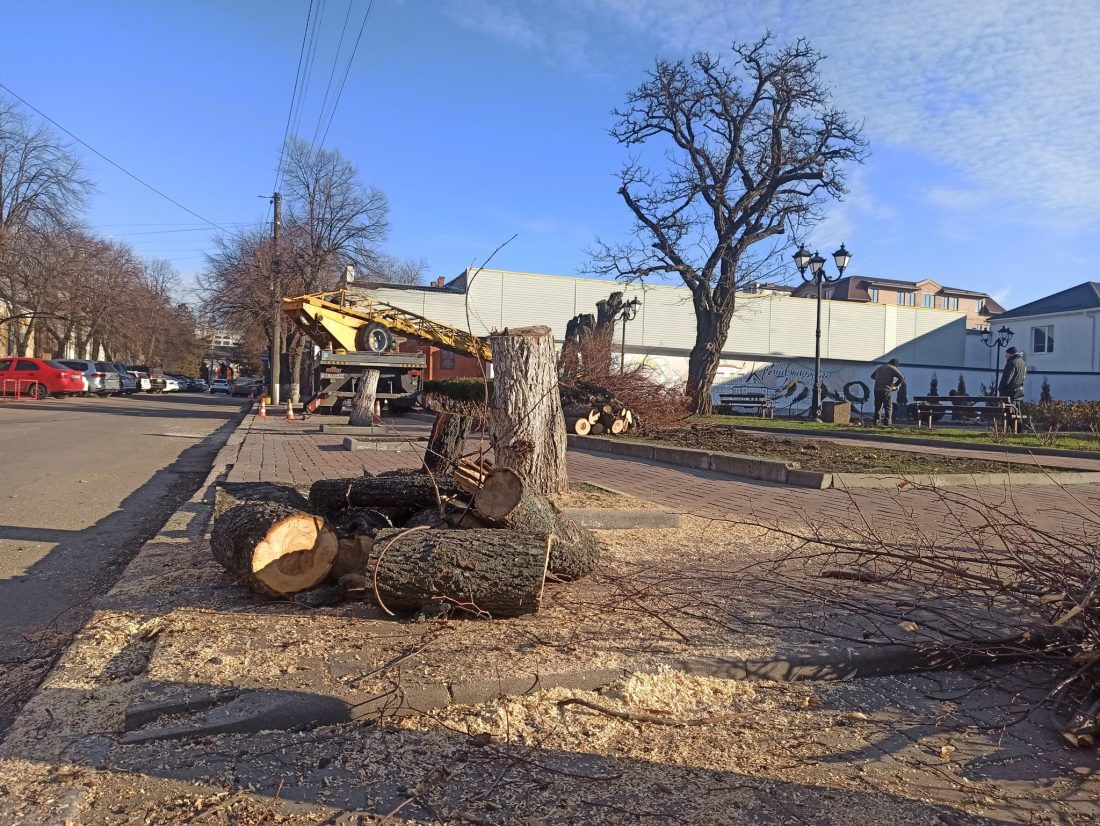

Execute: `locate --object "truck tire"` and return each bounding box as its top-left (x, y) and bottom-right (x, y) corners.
top-left (356, 322), bottom-right (392, 353)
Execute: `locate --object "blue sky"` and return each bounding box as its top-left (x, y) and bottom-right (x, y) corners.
top-left (3, 0), bottom-right (1099, 310)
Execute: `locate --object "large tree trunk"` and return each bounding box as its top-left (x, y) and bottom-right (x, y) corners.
top-left (210, 502), bottom-right (337, 597)
top-left (348, 368), bottom-right (380, 427)
top-left (686, 305), bottom-right (734, 416)
top-left (372, 527), bottom-right (549, 617)
top-left (424, 412), bottom-right (471, 477)
top-left (489, 325), bottom-right (569, 496)
top-left (309, 473), bottom-right (461, 518)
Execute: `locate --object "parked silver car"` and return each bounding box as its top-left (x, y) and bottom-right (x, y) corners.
top-left (58, 359), bottom-right (122, 396)
top-left (111, 363), bottom-right (138, 394)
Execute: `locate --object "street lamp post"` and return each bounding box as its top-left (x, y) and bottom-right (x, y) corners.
top-left (794, 243), bottom-right (851, 419)
top-left (619, 297), bottom-right (641, 374)
top-left (979, 325), bottom-right (1013, 395)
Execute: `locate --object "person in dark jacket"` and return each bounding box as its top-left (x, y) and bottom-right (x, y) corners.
top-left (998, 347), bottom-right (1027, 401)
top-left (870, 358), bottom-right (905, 425)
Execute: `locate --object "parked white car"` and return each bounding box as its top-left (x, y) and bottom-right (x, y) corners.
top-left (163, 377), bottom-right (180, 392)
top-left (209, 379), bottom-right (231, 394)
top-left (129, 371), bottom-right (152, 392)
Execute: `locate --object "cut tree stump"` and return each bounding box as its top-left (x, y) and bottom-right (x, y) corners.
top-left (309, 473), bottom-right (462, 518)
top-left (489, 325), bottom-right (569, 496)
top-left (210, 502), bottom-right (338, 597)
top-left (372, 527), bottom-right (549, 617)
top-left (348, 368), bottom-right (380, 427)
top-left (423, 411), bottom-right (472, 476)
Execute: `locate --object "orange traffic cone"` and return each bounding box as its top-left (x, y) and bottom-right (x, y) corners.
top-left (258, 398), bottom-right (267, 418)
top-left (284, 400), bottom-right (296, 421)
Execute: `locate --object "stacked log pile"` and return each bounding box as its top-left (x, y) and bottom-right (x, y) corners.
top-left (561, 382), bottom-right (638, 436)
top-left (208, 471), bottom-right (599, 618)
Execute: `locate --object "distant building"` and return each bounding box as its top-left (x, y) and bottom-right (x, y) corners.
top-left (790, 276), bottom-right (1003, 329)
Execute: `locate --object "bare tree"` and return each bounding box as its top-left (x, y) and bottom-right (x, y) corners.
top-left (359, 253), bottom-right (428, 286)
top-left (589, 36), bottom-right (866, 414)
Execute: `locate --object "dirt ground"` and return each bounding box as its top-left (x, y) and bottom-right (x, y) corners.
top-left (641, 424), bottom-right (1061, 474)
top-left (1, 466), bottom-right (1097, 824)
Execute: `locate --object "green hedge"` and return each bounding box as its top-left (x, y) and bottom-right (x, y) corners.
top-left (423, 377), bottom-right (492, 403)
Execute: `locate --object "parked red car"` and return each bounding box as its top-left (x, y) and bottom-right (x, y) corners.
top-left (0, 357), bottom-right (86, 399)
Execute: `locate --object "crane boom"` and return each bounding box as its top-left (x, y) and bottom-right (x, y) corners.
top-left (282, 289), bottom-right (493, 361)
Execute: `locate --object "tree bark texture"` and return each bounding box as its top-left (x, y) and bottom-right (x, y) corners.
top-left (213, 481), bottom-right (314, 522)
top-left (489, 325), bottom-right (569, 496)
top-left (372, 527), bottom-right (549, 618)
top-left (423, 412), bottom-right (471, 477)
top-left (475, 489), bottom-right (600, 581)
top-left (686, 304), bottom-right (734, 415)
top-left (210, 502), bottom-right (337, 597)
top-left (348, 368), bottom-right (380, 427)
top-left (309, 473), bottom-right (461, 519)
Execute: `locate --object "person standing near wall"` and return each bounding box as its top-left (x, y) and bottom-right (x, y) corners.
top-left (871, 358), bottom-right (905, 426)
top-left (998, 347), bottom-right (1027, 402)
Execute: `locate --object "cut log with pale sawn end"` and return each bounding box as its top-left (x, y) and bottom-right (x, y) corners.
top-left (372, 527), bottom-right (549, 618)
top-left (609, 417), bottom-right (627, 435)
top-left (309, 473), bottom-right (462, 518)
top-left (566, 416), bottom-right (591, 436)
top-left (213, 481), bottom-right (314, 523)
top-left (210, 502), bottom-right (338, 597)
top-left (472, 467), bottom-right (524, 521)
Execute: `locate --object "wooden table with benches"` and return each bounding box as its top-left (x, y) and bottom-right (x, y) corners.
top-left (912, 395), bottom-right (1027, 431)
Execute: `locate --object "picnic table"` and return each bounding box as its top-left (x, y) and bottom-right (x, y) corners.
top-left (717, 392), bottom-right (776, 418)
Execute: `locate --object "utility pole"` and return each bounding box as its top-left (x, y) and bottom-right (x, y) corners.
top-left (270, 192), bottom-right (282, 405)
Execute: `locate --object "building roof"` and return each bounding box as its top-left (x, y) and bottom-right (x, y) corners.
top-left (994, 282), bottom-right (1100, 320)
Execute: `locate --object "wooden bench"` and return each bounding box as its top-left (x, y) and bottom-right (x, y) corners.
top-left (913, 395), bottom-right (1024, 431)
top-left (717, 392), bottom-right (776, 418)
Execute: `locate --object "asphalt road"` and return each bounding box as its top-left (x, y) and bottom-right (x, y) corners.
top-left (0, 391), bottom-right (247, 730)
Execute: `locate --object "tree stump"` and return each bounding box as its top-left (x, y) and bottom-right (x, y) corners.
top-left (423, 411), bottom-right (471, 477)
top-left (348, 368), bottom-right (380, 427)
top-left (210, 502), bottom-right (338, 597)
top-left (372, 527), bottom-right (549, 617)
top-left (489, 325), bottom-right (569, 496)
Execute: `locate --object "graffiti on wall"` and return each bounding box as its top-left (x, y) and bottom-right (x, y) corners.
top-left (712, 359), bottom-right (872, 416)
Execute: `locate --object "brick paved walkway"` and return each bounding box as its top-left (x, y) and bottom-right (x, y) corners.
top-left (228, 411), bottom-right (1100, 537)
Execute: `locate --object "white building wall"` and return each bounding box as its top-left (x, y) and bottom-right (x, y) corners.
top-left (362, 268), bottom-right (1100, 404)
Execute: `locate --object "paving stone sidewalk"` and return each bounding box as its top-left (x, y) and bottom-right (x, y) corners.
top-left (231, 411), bottom-right (1100, 536)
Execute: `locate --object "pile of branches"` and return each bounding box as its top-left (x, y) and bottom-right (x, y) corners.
top-left (558, 328), bottom-right (688, 431)
top-left (755, 484), bottom-right (1100, 745)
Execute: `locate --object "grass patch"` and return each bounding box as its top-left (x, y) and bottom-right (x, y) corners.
top-left (699, 415), bottom-right (1100, 452)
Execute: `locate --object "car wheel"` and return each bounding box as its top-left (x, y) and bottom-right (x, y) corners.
top-left (33, 383), bottom-right (49, 400)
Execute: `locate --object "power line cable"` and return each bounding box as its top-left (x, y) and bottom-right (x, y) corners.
top-left (0, 81), bottom-right (231, 233)
top-left (291, 0), bottom-right (328, 142)
top-left (318, 0), bottom-right (374, 148)
top-left (273, 0), bottom-right (316, 194)
top-left (311, 0), bottom-right (355, 149)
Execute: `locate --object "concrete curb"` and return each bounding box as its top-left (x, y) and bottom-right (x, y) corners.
top-left (343, 435), bottom-right (427, 452)
top-left (568, 434), bottom-right (795, 484)
top-left (569, 434), bottom-right (1100, 490)
top-left (562, 508), bottom-right (682, 530)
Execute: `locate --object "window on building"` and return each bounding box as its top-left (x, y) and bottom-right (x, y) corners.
top-left (897, 292), bottom-right (915, 306)
top-left (439, 349), bottom-right (456, 370)
top-left (975, 298), bottom-right (985, 313)
top-left (921, 294), bottom-right (935, 308)
top-left (1032, 325), bottom-right (1054, 354)
top-left (868, 288), bottom-right (879, 302)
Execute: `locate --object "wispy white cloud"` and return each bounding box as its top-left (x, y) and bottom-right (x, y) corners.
top-left (445, 0), bottom-right (1100, 226)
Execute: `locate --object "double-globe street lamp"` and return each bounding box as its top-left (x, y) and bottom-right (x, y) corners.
top-left (793, 243), bottom-right (851, 419)
top-left (980, 325), bottom-right (1014, 395)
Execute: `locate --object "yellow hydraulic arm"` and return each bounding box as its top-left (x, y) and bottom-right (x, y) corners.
top-left (282, 289), bottom-right (493, 361)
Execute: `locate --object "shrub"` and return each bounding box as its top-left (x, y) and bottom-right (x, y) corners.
top-left (956, 374), bottom-right (967, 395)
top-left (929, 373), bottom-right (939, 396)
top-left (1031, 400), bottom-right (1100, 431)
top-left (1040, 378), bottom-right (1053, 403)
